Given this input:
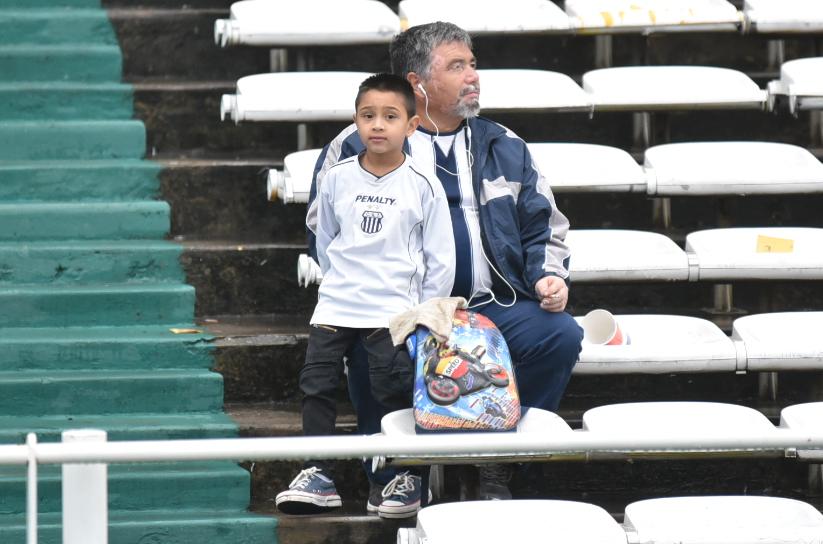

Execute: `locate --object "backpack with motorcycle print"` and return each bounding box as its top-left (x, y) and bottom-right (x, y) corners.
top-left (406, 309), bottom-right (520, 432)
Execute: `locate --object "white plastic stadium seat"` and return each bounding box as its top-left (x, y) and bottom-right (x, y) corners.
top-left (582, 402), bottom-right (778, 435)
top-left (624, 496), bottom-right (823, 544)
top-left (566, 230), bottom-right (691, 282)
top-left (685, 227), bottom-right (823, 280)
top-left (780, 402), bottom-right (823, 460)
top-left (644, 141), bottom-right (823, 196)
top-left (767, 57), bottom-right (823, 114)
top-left (214, 0), bottom-right (400, 47)
top-left (567, 0), bottom-right (741, 33)
top-left (732, 312), bottom-right (823, 371)
top-left (399, 500), bottom-right (627, 544)
top-left (529, 143), bottom-right (647, 193)
top-left (221, 72), bottom-right (370, 123)
top-left (267, 149), bottom-right (321, 203)
top-left (381, 407), bottom-right (572, 437)
top-left (745, 0), bottom-right (823, 34)
top-left (781, 402), bottom-right (823, 431)
top-left (574, 315), bottom-right (738, 374)
top-left (222, 69), bottom-right (590, 123)
top-left (399, 0), bottom-right (570, 34)
top-left (472, 70), bottom-right (590, 112)
top-left (583, 66), bottom-right (767, 111)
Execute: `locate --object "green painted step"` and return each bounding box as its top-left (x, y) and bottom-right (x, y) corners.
top-left (0, 120), bottom-right (145, 160)
top-left (0, 510), bottom-right (277, 544)
top-left (0, 369), bottom-right (224, 415)
top-left (0, 412), bottom-right (237, 443)
top-left (0, 9), bottom-right (116, 45)
top-left (0, 82), bottom-right (133, 120)
top-left (0, 44), bottom-right (121, 82)
top-left (1, 511), bottom-right (277, 544)
top-left (0, 240), bottom-right (183, 284)
top-left (0, 201), bottom-right (168, 240)
top-left (0, 283), bottom-right (194, 327)
top-left (0, 0), bottom-right (100, 6)
top-left (0, 325), bottom-right (213, 371)
top-left (0, 160), bottom-right (160, 202)
top-left (0, 461), bottom-right (252, 514)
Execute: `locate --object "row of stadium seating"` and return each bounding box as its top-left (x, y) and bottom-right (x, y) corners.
top-left (400, 495), bottom-right (823, 544)
top-left (215, 0), bottom-right (823, 48)
top-left (219, 60), bottom-right (823, 123)
top-left (269, 141), bottom-right (823, 201)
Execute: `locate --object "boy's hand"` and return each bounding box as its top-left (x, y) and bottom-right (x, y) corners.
top-left (536, 276), bottom-right (568, 312)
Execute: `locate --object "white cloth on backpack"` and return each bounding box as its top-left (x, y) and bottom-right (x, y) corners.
top-left (389, 296), bottom-right (468, 346)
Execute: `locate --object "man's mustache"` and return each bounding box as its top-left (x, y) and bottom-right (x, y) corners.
top-left (460, 85), bottom-right (480, 97)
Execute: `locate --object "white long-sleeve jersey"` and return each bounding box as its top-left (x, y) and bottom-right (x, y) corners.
top-left (309, 153), bottom-right (455, 328)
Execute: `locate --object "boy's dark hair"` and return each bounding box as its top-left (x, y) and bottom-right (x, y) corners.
top-left (355, 73), bottom-right (416, 117)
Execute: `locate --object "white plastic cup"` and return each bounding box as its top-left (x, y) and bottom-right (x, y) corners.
top-left (582, 309), bottom-right (629, 346)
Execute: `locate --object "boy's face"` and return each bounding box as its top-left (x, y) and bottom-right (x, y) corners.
top-left (354, 90), bottom-right (419, 157)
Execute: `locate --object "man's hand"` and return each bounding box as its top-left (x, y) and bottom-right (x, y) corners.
top-left (535, 276), bottom-right (568, 312)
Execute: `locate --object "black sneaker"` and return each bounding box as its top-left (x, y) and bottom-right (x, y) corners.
top-left (477, 463), bottom-right (512, 500)
top-left (275, 467), bottom-right (342, 514)
top-left (366, 481), bottom-right (382, 514)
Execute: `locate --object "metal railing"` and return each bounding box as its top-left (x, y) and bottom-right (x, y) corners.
top-left (14, 428), bottom-right (823, 544)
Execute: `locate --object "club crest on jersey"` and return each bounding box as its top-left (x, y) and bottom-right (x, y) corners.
top-left (361, 210), bottom-right (384, 234)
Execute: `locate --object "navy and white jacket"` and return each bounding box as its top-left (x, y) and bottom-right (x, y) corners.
top-left (307, 116), bottom-right (571, 301)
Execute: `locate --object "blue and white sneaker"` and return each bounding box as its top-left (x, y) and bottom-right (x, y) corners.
top-left (376, 472), bottom-right (426, 519)
top-left (276, 467), bottom-right (342, 514)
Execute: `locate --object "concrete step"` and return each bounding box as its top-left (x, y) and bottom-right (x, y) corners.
top-left (0, 324), bottom-right (212, 371)
top-left (210, 315), bottom-right (823, 408)
top-left (0, 120), bottom-right (145, 160)
top-left (0, 411), bottom-right (237, 443)
top-left (0, 460), bottom-right (252, 513)
top-left (135, 82), bottom-right (818, 158)
top-left (158, 157), bottom-right (823, 241)
top-left (0, 44), bottom-right (122, 82)
top-left (0, 283), bottom-right (194, 327)
top-left (0, 201), bottom-right (168, 240)
top-left (0, 82), bottom-right (133, 120)
top-left (0, 240), bottom-right (183, 284)
top-left (110, 9), bottom-right (270, 81)
top-left (158, 159), bottom-right (308, 242)
top-left (0, 159), bottom-right (159, 202)
top-left (0, 510), bottom-right (277, 544)
top-left (0, 369), bottom-right (223, 415)
top-left (135, 83), bottom-right (304, 157)
top-left (181, 242), bottom-right (315, 317)
top-left (180, 242), bottom-right (823, 318)
top-left (105, 5), bottom-right (819, 79)
top-left (0, 8), bottom-right (117, 45)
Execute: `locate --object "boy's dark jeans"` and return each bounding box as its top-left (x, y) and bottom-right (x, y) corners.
top-left (300, 324), bottom-right (413, 478)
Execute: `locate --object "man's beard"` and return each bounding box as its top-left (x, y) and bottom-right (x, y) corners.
top-left (454, 99), bottom-right (480, 119)
top-left (453, 85), bottom-right (480, 119)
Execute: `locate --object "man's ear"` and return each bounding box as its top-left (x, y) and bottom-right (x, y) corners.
top-left (407, 73), bottom-right (423, 97)
top-left (406, 114), bottom-right (420, 136)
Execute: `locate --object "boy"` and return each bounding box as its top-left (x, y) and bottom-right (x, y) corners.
top-left (276, 73), bottom-right (455, 518)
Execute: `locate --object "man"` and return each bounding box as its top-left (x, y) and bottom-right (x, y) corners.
top-left (307, 21), bottom-right (583, 505)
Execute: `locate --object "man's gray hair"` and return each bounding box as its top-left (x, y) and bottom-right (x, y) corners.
top-left (389, 22), bottom-right (472, 81)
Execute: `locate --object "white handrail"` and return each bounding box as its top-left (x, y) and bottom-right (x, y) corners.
top-left (8, 430), bottom-right (823, 466)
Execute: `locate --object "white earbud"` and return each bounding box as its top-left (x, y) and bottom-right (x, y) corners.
top-left (417, 83), bottom-right (427, 97)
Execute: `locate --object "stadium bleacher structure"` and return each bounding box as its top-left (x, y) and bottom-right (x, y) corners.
top-left (83, 0), bottom-right (823, 540)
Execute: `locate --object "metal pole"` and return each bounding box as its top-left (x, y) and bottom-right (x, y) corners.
top-left (26, 433), bottom-right (37, 544)
top-left (22, 430), bottom-right (823, 465)
top-left (62, 430), bottom-right (108, 544)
